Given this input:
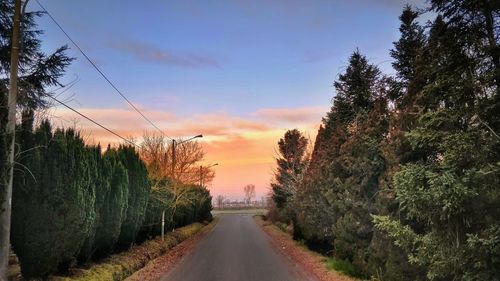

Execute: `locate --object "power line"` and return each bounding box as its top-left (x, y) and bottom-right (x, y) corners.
top-left (35, 0), bottom-right (172, 140)
top-left (47, 94), bottom-right (139, 148)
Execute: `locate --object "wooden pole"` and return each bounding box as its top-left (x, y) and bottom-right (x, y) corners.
top-left (161, 210), bottom-right (165, 241)
top-left (171, 139), bottom-right (175, 179)
top-left (199, 165), bottom-right (203, 187)
top-left (0, 0), bottom-right (22, 278)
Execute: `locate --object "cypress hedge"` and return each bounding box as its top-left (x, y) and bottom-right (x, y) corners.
top-left (10, 118), bottom-right (213, 278)
top-left (12, 118), bottom-right (96, 278)
top-left (116, 145), bottom-right (150, 249)
top-left (93, 149), bottom-right (129, 259)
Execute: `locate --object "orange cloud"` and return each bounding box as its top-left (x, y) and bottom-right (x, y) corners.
top-left (48, 106), bottom-right (321, 199)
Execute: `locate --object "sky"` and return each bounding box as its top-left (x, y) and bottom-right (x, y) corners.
top-left (30, 0), bottom-right (427, 200)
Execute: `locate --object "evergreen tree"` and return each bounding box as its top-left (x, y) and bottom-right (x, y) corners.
top-left (271, 129), bottom-right (308, 218)
top-left (0, 0), bottom-right (73, 110)
top-left (296, 51), bottom-right (381, 256)
top-left (77, 146), bottom-right (102, 263)
top-left (1, 0), bottom-right (72, 241)
top-left (116, 145), bottom-right (150, 249)
top-left (374, 2), bottom-right (500, 280)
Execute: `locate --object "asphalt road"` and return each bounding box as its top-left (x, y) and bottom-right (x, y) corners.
top-left (161, 213), bottom-right (316, 281)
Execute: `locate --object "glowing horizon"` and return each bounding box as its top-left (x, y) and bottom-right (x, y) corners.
top-left (46, 105), bottom-right (323, 200)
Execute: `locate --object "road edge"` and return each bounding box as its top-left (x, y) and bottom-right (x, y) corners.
top-left (254, 215), bottom-right (358, 281)
top-left (125, 217), bottom-right (219, 281)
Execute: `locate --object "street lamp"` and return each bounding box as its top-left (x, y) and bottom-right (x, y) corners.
top-left (171, 134), bottom-right (203, 179)
top-left (162, 134), bottom-right (203, 240)
top-left (200, 163), bottom-right (218, 187)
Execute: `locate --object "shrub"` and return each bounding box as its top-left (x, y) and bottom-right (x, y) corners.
top-left (11, 120), bottom-right (96, 278)
top-left (116, 146), bottom-right (150, 249)
top-left (93, 150), bottom-right (129, 258)
top-left (324, 257), bottom-right (364, 279)
top-left (49, 223), bottom-right (205, 281)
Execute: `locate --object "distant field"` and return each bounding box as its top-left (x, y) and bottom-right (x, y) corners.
top-left (211, 208), bottom-right (268, 215)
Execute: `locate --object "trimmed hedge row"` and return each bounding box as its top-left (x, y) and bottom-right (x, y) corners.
top-left (10, 117), bottom-right (212, 278)
top-left (50, 223), bottom-right (205, 281)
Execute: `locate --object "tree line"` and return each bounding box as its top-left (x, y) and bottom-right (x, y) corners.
top-left (270, 1), bottom-right (499, 280)
top-left (0, 2), bottom-right (212, 278)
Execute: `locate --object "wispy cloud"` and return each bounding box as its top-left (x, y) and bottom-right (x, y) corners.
top-left (355, 0), bottom-right (426, 10)
top-left (106, 40), bottom-right (221, 68)
top-left (302, 50), bottom-right (337, 63)
top-left (253, 106), bottom-right (327, 124)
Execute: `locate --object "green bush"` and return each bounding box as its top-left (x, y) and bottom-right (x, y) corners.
top-left (324, 257), bottom-right (363, 279)
top-left (116, 146), bottom-right (150, 249)
top-left (11, 120), bottom-right (96, 278)
top-left (78, 147), bottom-right (104, 263)
top-left (138, 185), bottom-right (174, 241)
top-left (10, 117), bottom-right (212, 278)
top-left (93, 150), bottom-right (129, 258)
top-left (49, 223), bottom-right (205, 281)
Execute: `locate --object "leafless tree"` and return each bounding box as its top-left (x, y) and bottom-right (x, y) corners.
top-left (139, 132), bottom-right (215, 186)
top-left (243, 184), bottom-right (256, 206)
top-left (215, 195), bottom-right (225, 208)
top-left (140, 132), bottom-right (216, 227)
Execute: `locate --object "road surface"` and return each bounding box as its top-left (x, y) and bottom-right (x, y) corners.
top-left (161, 213), bottom-right (316, 281)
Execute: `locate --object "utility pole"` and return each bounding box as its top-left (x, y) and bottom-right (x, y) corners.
top-left (161, 210), bottom-right (165, 241)
top-left (171, 139), bottom-right (176, 179)
top-left (199, 163), bottom-right (218, 188)
top-left (170, 135), bottom-right (202, 181)
top-left (1, 0), bottom-right (22, 278)
top-left (199, 165), bottom-right (203, 187)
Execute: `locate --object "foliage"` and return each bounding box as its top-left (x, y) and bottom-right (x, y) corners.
top-left (10, 118), bottom-right (213, 278)
top-left (270, 129), bottom-right (309, 223)
top-left (11, 118), bottom-right (96, 278)
top-left (2, 2), bottom-right (213, 278)
top-left (49, 223), bottom-right (206, 281)
top-left (0, 0), bottom-right (73, 110)
top-left (116, 145), bottom-right (150, 249)
top-left (282, 1), bottom-right (500, 280)
top-left (324, 257), bottom-right (363, 279)
top-left (92, 149), bottom-right (129, 259)
top-left (140, 133), bottom-right (215, 185)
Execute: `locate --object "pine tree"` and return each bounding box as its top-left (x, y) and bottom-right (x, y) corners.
top-left (296, 51), bottom-right (381, 258)
top-left (271, 129), bottom-right (308, 221)
top-left (374, 2), bottom-right (500, 280)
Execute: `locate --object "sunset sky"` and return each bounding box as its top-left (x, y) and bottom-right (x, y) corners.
top-left (32, 0), bottom-right (425, 200)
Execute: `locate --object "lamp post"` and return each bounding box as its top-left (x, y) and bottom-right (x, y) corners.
top-left (162, 134), bottom-right (202, 241)
top-left (171, 134), bottom-right (203, 180)
top-left (200, 163), bottom-right (218, 187)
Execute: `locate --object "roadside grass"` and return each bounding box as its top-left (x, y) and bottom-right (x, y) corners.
top-left (7, 217), bottom-right (214, 281)
top-left (125, 217), bottom-right (219, 281)
top-left (255, 215), bottom-right (360, 281)
top-left (43, 222), bottom-right (209, 281)
top-left (322, 257), bottom-right (364, 279)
